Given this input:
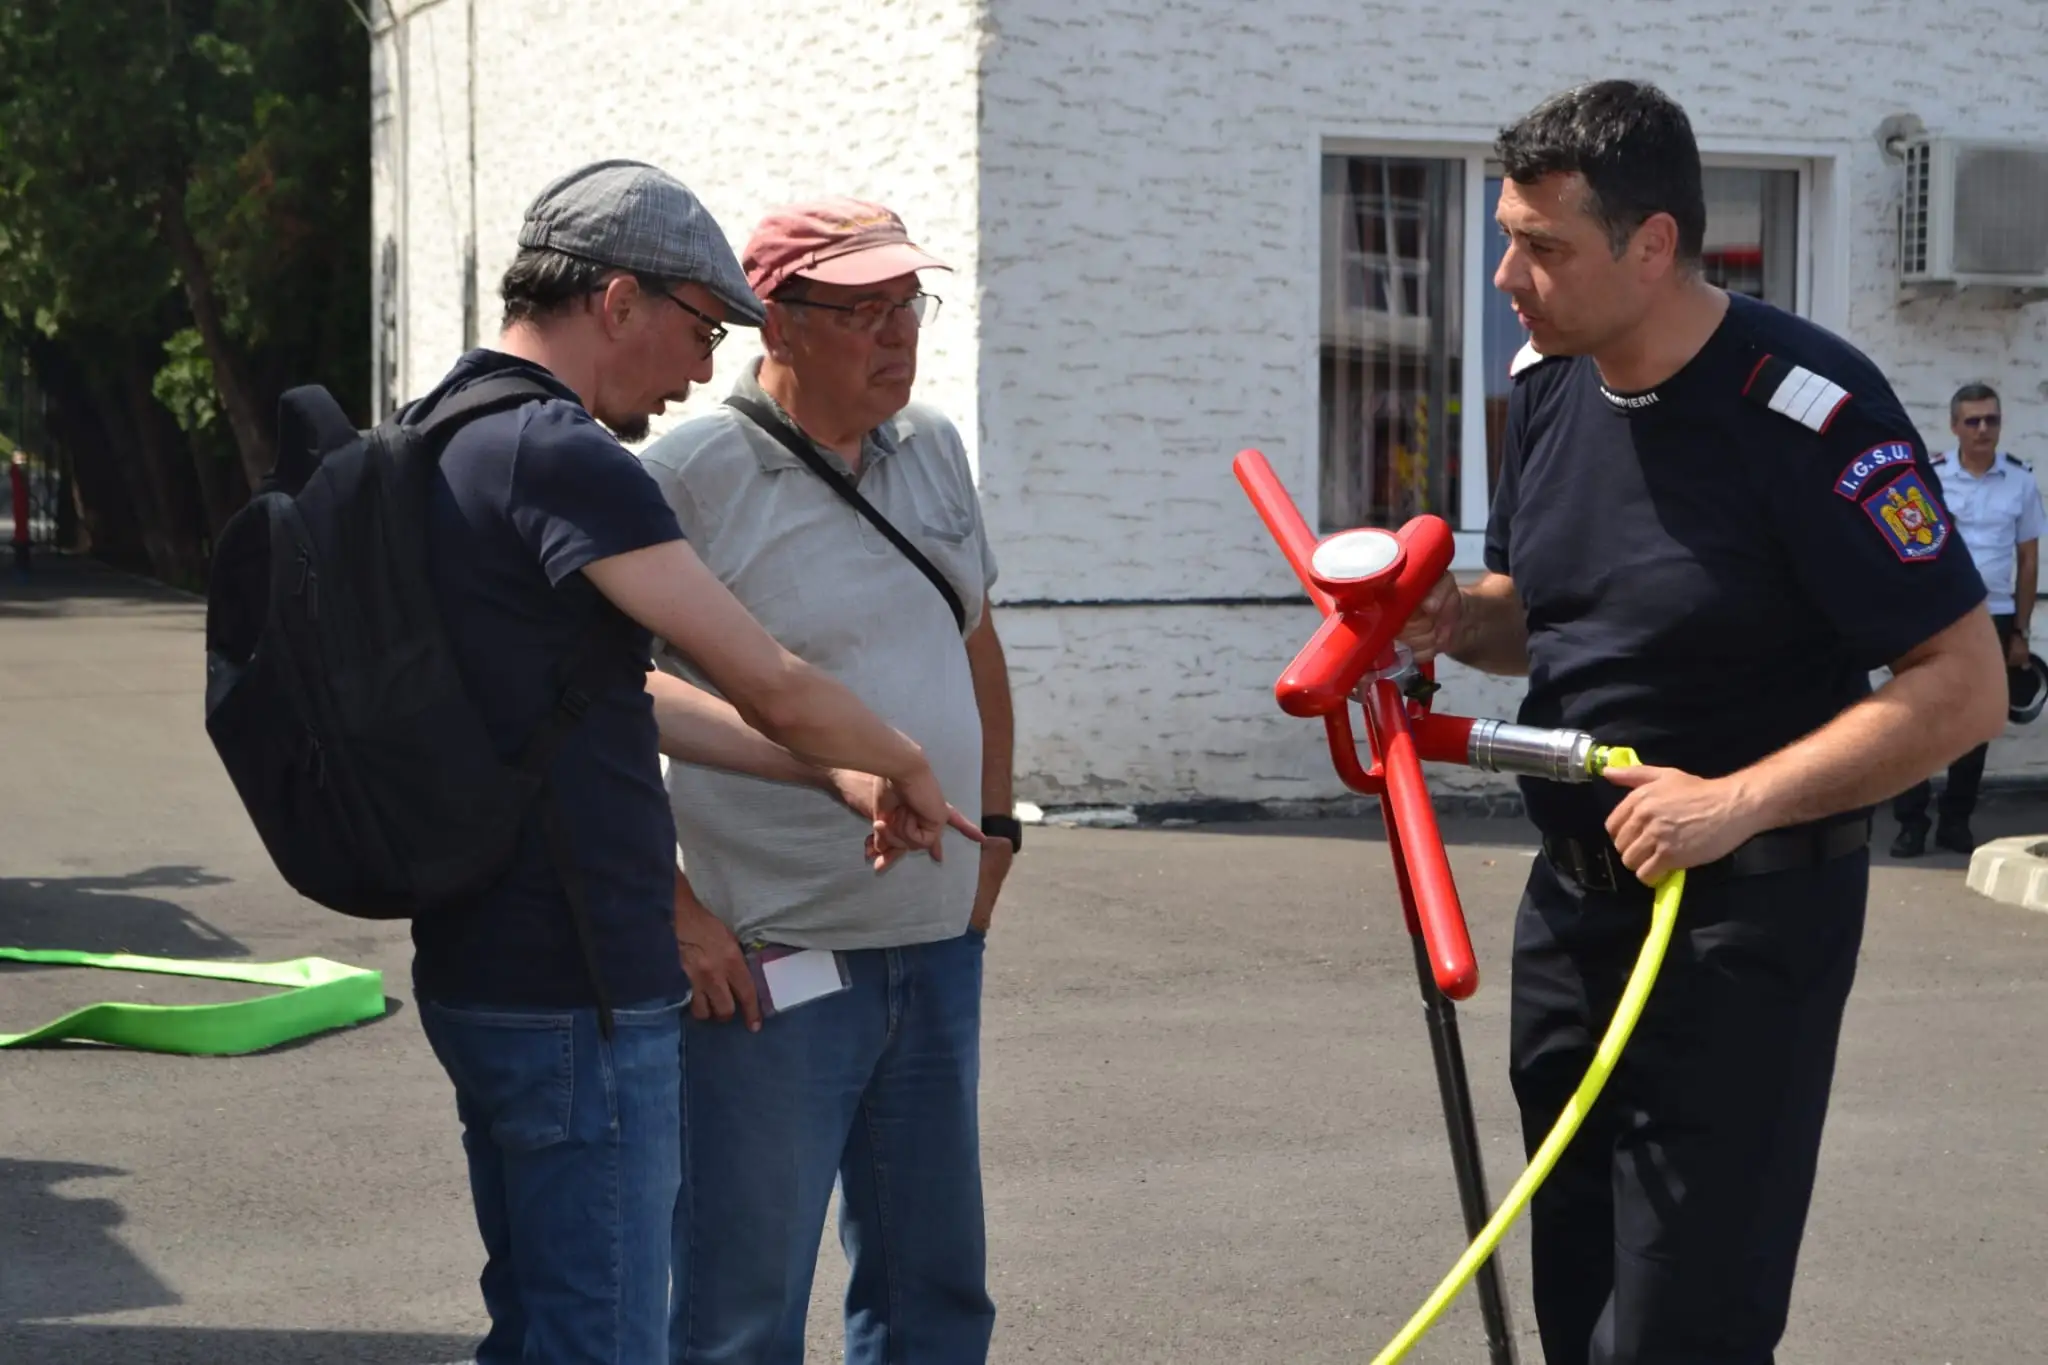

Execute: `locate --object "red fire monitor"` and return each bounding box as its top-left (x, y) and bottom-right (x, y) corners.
top-left (1234, 449), bottom-right (1481, 1000)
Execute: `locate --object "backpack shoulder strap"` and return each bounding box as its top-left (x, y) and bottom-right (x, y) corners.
top-left (406, 374), bottom-right (560, 447)
top-left (725, 395), bottom-right (968, 634)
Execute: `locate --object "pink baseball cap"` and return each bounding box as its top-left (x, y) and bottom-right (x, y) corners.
top-left (743, 198), bottom-right (951, 300)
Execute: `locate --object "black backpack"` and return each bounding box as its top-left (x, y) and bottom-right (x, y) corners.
top-left (204, 376), bottom-right (619, 1025)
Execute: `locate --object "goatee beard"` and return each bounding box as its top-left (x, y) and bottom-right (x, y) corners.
top-left (604, 414), bottom-right (651, 445)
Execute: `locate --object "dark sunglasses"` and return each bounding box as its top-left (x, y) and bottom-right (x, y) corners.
top-left (1961, 414), bottom-right (2002, 430)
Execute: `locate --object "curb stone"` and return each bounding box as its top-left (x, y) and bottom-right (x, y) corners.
top-left (1966, 835), bottom-right (2048, 913)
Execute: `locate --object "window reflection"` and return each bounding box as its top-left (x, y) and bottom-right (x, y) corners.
top-left (1318, 155), bottom-right (1464, 533)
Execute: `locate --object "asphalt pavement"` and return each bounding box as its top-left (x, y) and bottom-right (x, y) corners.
top-left (3, 559), bottom-right (2044, 1364)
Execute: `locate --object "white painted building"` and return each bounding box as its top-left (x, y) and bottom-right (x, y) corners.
top-left (371, 0), bottom-right (2048, 811)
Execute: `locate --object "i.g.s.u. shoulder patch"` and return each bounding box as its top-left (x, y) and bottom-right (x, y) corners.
top-left (1834, 440), bottom-right (1916, 499)
top-left (1743, 353), bottom-right (1852, 433)
top-left (1861, 470), bottom-right (1950, 561)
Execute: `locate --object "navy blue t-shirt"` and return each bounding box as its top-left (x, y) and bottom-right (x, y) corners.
top-left (408, 350), bottom-right (690, 1008)
top-left (1485, 293), bottom-right (1987, 838)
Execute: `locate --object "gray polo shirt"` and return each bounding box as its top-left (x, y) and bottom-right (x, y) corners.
top-left (638, 362), bottom-right (997, 949)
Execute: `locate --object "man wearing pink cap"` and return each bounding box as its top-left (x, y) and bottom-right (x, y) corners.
top-left (641, 199), bottom-right (1015, 1364)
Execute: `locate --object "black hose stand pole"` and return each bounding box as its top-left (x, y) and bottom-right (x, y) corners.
top-left (1384, 810), bottom-right (1518, 1364)
top-left (1409, 928), bottom-right (1518, 1365)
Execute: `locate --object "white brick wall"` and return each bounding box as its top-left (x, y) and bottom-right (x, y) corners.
top-left (375, 0), bottom-right (2048, 809)
top-left (374, 0), bottom-right (986, 447)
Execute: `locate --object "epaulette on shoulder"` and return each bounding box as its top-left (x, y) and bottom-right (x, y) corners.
top-left (1509, 340), bottom-right (1565, 381)
top-left (2005, 452), bottom-right (2033, 472)
top-left (1741, 352), bottom-right (1852, 434)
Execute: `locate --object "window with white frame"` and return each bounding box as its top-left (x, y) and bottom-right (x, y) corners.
top-left (1319, 149), bottom-right (1808, 544)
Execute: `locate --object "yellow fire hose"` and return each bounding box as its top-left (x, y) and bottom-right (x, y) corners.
top-left (1369, 745), bottom-right (1685, 1365)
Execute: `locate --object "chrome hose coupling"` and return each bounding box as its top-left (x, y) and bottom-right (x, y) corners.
top-left (1466, 720), bottom-right (1600, 783)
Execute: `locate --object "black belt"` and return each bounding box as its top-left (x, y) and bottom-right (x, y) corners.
top-left (1541, 814), bottom-right (1872, 893)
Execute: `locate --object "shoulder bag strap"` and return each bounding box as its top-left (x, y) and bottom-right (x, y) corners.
top-left (725, 395), bottom-right (967, 633)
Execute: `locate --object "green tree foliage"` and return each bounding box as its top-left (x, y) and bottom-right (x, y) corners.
top-left (0, 0), bottom-right (368, 584)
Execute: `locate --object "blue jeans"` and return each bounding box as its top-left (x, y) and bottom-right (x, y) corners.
top-left (672, 930), bottom-right (994, 1365)
top-left (421, 994), bottom-right (687, 1365)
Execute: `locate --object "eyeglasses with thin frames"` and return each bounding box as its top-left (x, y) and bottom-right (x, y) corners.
top-left (585, 280), bottom-right (728, 356)
top-left (658, 289), bottom-right (728, 355)
top-left (777, 291), bottom-right (941, 333)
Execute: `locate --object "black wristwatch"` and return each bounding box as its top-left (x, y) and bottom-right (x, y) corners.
top-left (981, 814), bottom-right (1023, 851)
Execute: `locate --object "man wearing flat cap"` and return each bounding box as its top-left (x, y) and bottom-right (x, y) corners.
top-left (642, 199), bottom-right (1014, 1364)
top-left (409, 164), bottom-right (974, 1365)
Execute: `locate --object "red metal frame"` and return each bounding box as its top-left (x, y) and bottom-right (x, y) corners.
top-left (1234, 449), bottom-right (1482, 1000)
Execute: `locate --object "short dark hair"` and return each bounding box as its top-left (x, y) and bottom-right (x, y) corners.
top-left (499, 247), bottom-right (677, 327)
top-left (1494, 80), bottom-right (1706, 263)
top-left (1951, 382), bottom-right (2001, 420)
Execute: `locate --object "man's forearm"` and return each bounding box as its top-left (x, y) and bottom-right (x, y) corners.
top-left (1449, 575), bottom-right (1531, 676)
top-left (585, 542), bottom-right (929, 785)
top-left (645, 669), bottom-right (828, 790)
top-left (672, 866), bottom-right (718, 924)
top-left (1735, 610), bottom-right (2006, 830)
top-left (966, 615), bottom-right (1015, 817)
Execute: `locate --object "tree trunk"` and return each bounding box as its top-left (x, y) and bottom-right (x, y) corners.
top-left (186, 432), bottom-right (247, 539)
top-left (119, 358), bottom-right (207, 587)
top-left (157, 185), bottom-right (274, 494)
top-left (39, 391), bottom-right (144, 570)
top-left (32, 331), bottom-right (206, 588)
top-left (24, 335), bottom-right (163, 578)
top-left (157, 379), bottom-right (247, 538)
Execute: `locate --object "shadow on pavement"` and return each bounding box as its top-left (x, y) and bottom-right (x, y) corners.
top-left (0, 554), bottom-right (198, 618)
top-left (0, 1326), bottom-right (481, 1365)
top-left (0, 867), bottom-right (246, 959)
top-left (0, 1159), bottom-right (475, 1363)
top-left (0, 1158), bottom-right (178, 1322)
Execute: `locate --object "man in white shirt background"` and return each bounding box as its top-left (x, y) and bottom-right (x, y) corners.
top-left (1892, 382), bottom-right (2045, 857)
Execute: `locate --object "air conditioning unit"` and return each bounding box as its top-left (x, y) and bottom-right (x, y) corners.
top-left (1898, 136), bottom-right (2048, 293)
top-left (1892, 137), bottom-right (2048, 292)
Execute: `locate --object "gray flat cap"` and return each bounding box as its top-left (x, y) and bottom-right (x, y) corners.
top-left (517, 159), bottom-right (766, 327)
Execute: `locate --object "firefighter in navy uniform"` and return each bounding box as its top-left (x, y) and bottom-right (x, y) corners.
top-left (1399, 83), bottom-right (2007, 1365)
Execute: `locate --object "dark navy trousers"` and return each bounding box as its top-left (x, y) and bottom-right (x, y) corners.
top-left (1509, 847), bottom-right (1867, 1364)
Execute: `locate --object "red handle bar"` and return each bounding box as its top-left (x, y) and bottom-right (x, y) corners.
top-left (1232, 449), bottom-right (1479, 1000)
top-left (1233, 449), bottom-right (1337, 615)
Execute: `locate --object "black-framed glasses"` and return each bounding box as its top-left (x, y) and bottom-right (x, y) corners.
top-left (658, 289), bottom-right (728, 354)
top-left (1961, 414), bottom-right (2002, 429)
top-left (586, 279), bottom-right (728, 355)
top-left (779, 291), bottom-right (941, 332)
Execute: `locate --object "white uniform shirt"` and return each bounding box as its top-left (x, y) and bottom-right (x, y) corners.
top-left (1930, 450), bottom-right (2044, 616)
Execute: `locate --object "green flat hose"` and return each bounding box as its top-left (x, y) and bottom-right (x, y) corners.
top-left (0, 948), bottom-right (385, 1055)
